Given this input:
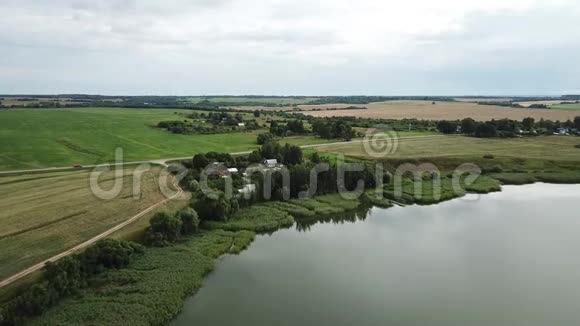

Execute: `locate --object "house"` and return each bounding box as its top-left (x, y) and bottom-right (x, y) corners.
top-left (237, 123), bottom-right (245, 128)
top-left (227, 167), bottom-right (239, 174)
top-left (239, 184), bottom-right (256, 195)
top-left (207, 162), bottom-right (230, 177)
top-left (263, 159), bottom-right (278, 168)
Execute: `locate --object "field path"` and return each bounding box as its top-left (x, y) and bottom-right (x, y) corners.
top-left (0, 134), bottom-right (449, 288)
top-left (0, 175), bottom-right (183, 289)
top-left (0, 134), bottom-right (452, 176)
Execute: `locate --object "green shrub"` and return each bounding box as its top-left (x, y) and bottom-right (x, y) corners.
top-left (179, 207), bottom-right (200, 235)
top-left (1, 239), bottom-right (143, 324)
top-left (24, 231), bottom-right (254, 326)
top-left (203, 205), bottom-right (294, 233)
top-left (145, 210), bottom-right (182, 246)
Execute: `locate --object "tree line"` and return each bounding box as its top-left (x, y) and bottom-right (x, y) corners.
top-left (0, 240), bottom-right (144, 324)
top-left (436, 117), bottom-right (580, 137)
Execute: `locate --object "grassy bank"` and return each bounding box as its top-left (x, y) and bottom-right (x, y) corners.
top-left (22, 230), bottom-right (254, 326)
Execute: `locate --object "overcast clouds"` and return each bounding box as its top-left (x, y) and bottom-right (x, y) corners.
top-left (0, 0), bottom-right (579, 95)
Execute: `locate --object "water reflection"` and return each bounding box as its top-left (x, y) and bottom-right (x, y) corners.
top-left (173, 183), bottom-right (580, 326)
top-left (294, 204), bottom-right (372, 232)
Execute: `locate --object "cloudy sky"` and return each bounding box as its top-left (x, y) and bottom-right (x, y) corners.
top-left (1, 0), bottom-right (579, 95)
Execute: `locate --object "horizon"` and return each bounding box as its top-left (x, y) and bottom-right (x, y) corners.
top-left (1, 93), bottom-right (578, 97)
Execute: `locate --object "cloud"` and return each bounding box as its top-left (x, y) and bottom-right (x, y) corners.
top-left (0, 0), bottom-right (579, 94)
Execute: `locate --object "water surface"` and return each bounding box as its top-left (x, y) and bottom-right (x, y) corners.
top-left (173, 184), bottom-right (580, 326)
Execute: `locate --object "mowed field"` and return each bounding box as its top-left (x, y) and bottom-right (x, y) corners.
top-left (315, 135), bottom-right (580, 162)
top-left (0, 108), bottom-right (264, 171)
top-left (0, 166), bottom-right (174, 280)
top-left (300, 101), bottom-right (577, 121)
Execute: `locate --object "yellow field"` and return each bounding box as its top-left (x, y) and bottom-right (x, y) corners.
top-left (228, 100), bottom-right (576, 121)
top-left (0, 166), bottom-right (177, 280)
top-left (301, 101), bottom-right (577, 121)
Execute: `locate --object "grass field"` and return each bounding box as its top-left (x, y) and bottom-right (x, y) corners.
top-left (315, 135), bottom-right (580, 162)
top-left (0, 108), bottom-right (332, 171)
top-left (0, 166), bottom-right (176, 280)
top-left (0, 108), bottom-right (262, 170)
top-left (550, 103), bottom-right (580, 110)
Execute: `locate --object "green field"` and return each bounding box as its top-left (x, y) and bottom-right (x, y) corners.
top-left (0, 167), bottom-right (175, 280)
top-left (550, 103), bottom-right (580, 110)
top-left (0, 108), bottom-right (263, 170)
top-left (0, 108), bottom-right (337, 171)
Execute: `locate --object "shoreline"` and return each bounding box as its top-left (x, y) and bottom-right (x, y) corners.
top-left (16, 176), bottom-right (580, 325)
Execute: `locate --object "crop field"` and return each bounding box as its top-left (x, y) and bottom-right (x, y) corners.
top-left (0, 97), bottom-right (85, 107)
top-left (0, 108), bottom-right (322, 171)
top-left (186, 96), bottom-right (319, 105)
top-left (314, 135), bottom-right (580, 162)
top-left (0, 166), bottom-right (176, 280)
top-left (550, 103), bottom-right (580, 110)
top-left (299, 101), bottom-right (577, 121)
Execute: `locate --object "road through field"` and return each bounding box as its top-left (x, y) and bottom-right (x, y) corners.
top-left (0, 174), bottom-right (183, 289)
top-left (0, 134), bottom-right (449, 289)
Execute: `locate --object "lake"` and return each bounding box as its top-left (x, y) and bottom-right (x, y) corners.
top-left (172, 183), bottom-right (580, 326)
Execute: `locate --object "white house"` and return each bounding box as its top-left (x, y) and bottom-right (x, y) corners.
top-left (263, 159), bottom-right (278, 168)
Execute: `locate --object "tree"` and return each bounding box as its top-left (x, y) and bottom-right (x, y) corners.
top-left (310, 152), bottom-right (321, 164)
top-left (248, 150), bottom-right (262, 163)
top-left (575, 116), bottom-right (580, 130)
top-left (193, 190), bottom-right (231, 221)
top-left (475, 123), bottom-right (497, 138)
top-left (257, 133), bottom-right (274, 145)
top-left (179, 207), bottom-right (200, 235)
top-left (145, 211), bottom-right (182, 246)
top-left (253, 110), bottom-right (261, 118)
top-left (436, 120), bottom-right (458, 134)
top-left (522, 117), bottom-right (535, 131)
top-left (192, 154), bottom-right (209, 170)
top-left (189, 179), bottom-right (200, 193)
top-left (282, 144), bottom-right (303, 165)
top-left (287, 120), bottom-right (306, 134)
top-left (82, 239), bottom-right (144, 271)
top-left (460, 118), bottom-right (476, 134)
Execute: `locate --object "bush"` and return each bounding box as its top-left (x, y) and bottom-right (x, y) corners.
top-left (575, 144), bottom-right (580, 149)
top-left (193, 190), bottom-right (232, 221)
top-left (179, 207), bottom-right (200, 235)
top-left (483, 165), bottom-right (503, 174)
top-left (436, 120), bottom-right (458, 134)
top-left (257, 133), bottom-right (274, 145)
top-left (475, 123), bottom-right (498, 138)
top-left (483, 154), bottom-right (495, 159)
top-left (0, 239), bottom-right (143, 324)
top-left (145, 211), bottom-right (183, 246)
